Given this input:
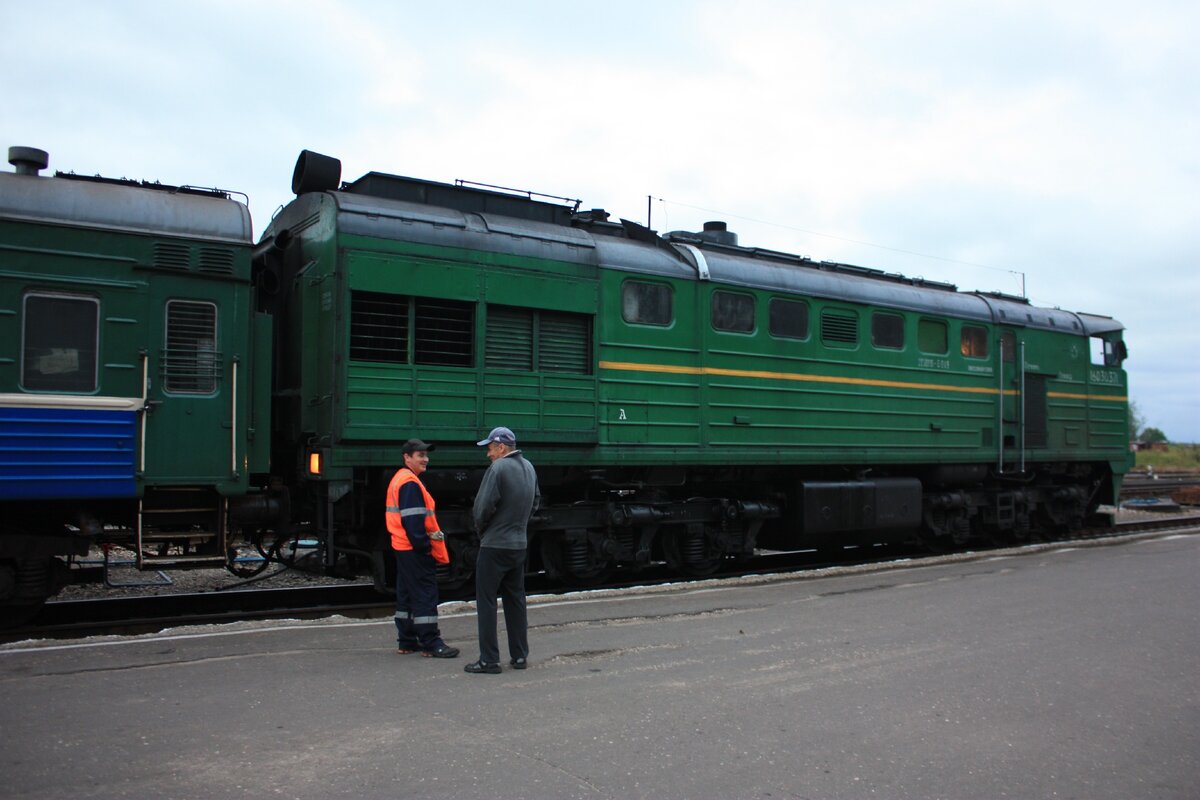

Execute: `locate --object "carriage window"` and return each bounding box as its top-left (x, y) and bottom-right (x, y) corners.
top-left (960, 325), bottom-right (988, 358)
top-left (1002, 331), bottom-right (1017, 363)
top-left (622, 281), bottom-right (672, 326)
top-left (163, 300), bottom-right (219, 394)
top-left (22, 294), bottom-right (99, 392)
top-left (918, 319), bottom-right (948, 354)
top-left (711, 290), bottom-right (755, 333)
top-left (871, 312), bottom-right (904, 349)
top-left (769, 298), bottom-right (809, 340)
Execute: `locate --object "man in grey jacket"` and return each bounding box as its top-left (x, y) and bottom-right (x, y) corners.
top-left (464, 426), bottom-right (541, 675)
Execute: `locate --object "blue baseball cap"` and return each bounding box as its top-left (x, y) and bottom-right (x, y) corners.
top-left (476, 426), bottom-right (516, 446)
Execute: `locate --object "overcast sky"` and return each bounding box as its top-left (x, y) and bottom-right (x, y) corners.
top-left (4, 0), bottom-right (1197, 441)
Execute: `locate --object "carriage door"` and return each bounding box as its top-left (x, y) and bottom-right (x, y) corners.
top-left (136, 298), bottom-right (230, 566)
top-left (143, 298), bottom-right (229, 483)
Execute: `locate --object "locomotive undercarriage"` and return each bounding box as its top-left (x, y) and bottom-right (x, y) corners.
top-left (316, 460), bottom-right (1113, 596)
top-left (0, 458), bottom-right (1115, 625)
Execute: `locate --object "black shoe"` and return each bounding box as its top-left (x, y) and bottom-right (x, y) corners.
top-left (464, 660), bottom-right (501, 674)
top-left (423, 644), bottom-right (460, 659)
top-left (510, 657), bottom-right (527, 670)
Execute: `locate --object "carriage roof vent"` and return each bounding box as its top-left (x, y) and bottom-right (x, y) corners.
top-left (8, 146), bottom-right (49, 176)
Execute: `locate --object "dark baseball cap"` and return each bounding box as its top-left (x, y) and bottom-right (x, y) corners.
top-left (476, 426), bottom-right (516, 446)
top-left (402, 438), bottom-right (436, 455)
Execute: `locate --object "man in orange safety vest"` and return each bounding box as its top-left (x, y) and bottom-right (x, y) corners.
top-left (386, 438), bottom-right (459, 658)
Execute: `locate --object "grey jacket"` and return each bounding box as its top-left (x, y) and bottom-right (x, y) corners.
top-left (472, 450), bottom-right (540, 549)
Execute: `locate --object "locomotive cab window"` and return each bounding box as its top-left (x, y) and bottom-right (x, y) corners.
top-left (960, 325), bottom-right (988, 358)
top-left (1090, 335), bottom-right (1125, 367)
top-left (711, 290), bottom-right (755, 333)
top-left (21, 293), bottom-right (99, 392)
top-left (769, 297), bottom-right (810, 340)
top-left (622, 280), bottom-right (673, 326)
top-left (163, 300), bottom-right (219, 394)
top-left (917, 319), bottom-right (948, 354)
top-left (871, 312), bottom-right (904, 349)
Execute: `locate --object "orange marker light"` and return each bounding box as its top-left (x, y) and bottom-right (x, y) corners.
top-left (308, 451), bottom-right (322, 476)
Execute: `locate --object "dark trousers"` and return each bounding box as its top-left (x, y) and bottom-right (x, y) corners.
top-left (394, 549), bottom-right (444, 650)
top-left (474, 546), bottom-right (528, 665)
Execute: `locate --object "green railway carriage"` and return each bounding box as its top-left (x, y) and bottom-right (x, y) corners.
top-left (262, 151), bottom-right (1131, 586)
top-left (0, 148), bottom-right (272, 615)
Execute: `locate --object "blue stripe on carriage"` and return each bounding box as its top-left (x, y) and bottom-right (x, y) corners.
top-left (0, 405), bottom-right (137, 500)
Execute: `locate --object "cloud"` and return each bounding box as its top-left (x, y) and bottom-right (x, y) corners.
top-left (4, 0), bottom-right (1197, 439)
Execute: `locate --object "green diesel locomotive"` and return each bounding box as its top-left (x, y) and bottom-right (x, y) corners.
top-left (261, 151), bottom-right (1130, 588)
top-left (0, 146), bottom-right (1131, 618)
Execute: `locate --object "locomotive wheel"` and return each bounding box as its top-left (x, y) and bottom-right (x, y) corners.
top-left (539, 533), bottom-right (613, 586)
top-left (661, 527), bottom-right (722, 577)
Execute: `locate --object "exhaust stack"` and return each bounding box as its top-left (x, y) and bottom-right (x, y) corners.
top-left (8, 146), bottom-right (49, 175)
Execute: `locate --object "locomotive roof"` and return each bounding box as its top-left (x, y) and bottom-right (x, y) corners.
top-left (0, 170), bottom-right (253, 244)
top-left (315, 172), bottom-right (1121, 336)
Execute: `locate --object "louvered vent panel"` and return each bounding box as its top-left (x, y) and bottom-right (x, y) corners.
top-left (350, 291), bottom-right (408, 363)
top-left (153, 242), bottom-right (190, 270)
top-left (538, 312), bottom-right (590, 374)
top-left (198, 247), bottom-right (235, 275)
top-left (821, 310), bottom-right (858, 345)
top-left (414, 298), bottom-right (474, 367)
top-left (486, 307), bottom-right (534, 371)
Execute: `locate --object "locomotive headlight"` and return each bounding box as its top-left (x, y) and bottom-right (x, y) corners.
top-left (308, 451), bottom-right (323, 476)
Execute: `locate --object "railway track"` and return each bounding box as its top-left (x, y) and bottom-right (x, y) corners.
top-left (4, 512), bottom-right (1197, 645)
top-left (1120, 473), bottom-right (1200, 498)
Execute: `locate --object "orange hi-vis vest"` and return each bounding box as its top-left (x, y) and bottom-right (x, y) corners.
top-left (386, 468), bottom-right (450, 564)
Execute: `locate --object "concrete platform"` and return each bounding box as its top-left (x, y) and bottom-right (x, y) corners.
top-left (2, 531), bottom-right (1198, 799)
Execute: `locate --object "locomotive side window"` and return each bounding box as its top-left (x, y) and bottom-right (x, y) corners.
top-left (960, 325), bottom-right (988, 358)
top-left (21, 293), bottom-right (99, 392)
top-left (350, 291), bottom-right (409, 364)
top-left (486, 305), bottom-right (592, 375)
top-left (711, 290), bottom-right (755, 333)
top-left (820, 308), bottom-right (858, 347)
top-left (917, 319), bottom-right (948, 354)
top-left (871, 312), bottom-right (904, 349)
top-left (163, 300), bottom-right (219, 394)
top-left (768, 298), bottom-right (809, 340)
top-left (622, 281), bottom-right (673, 326)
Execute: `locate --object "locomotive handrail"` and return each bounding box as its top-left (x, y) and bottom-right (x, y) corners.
top-left (139, 351), bottom-right (148, 474)
top-left (230, 358), bottom-right (239, 478)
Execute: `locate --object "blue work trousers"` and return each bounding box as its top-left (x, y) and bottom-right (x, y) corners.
top-left (394, 549), bottom-right (444, 650)
top-left (474, 546), bottom-right (528, 665)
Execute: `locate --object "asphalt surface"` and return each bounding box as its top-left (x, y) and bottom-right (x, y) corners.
top-left (2, 531), bottom-right (1198, 799)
